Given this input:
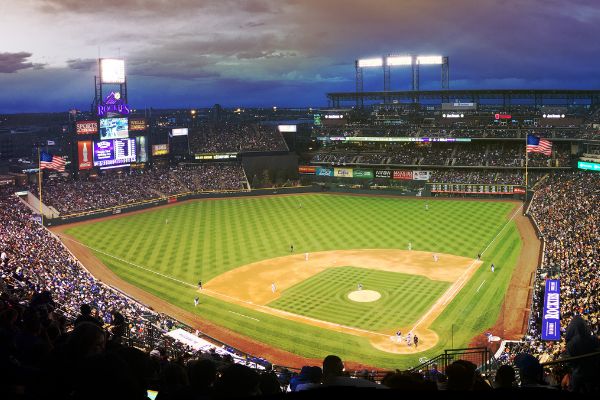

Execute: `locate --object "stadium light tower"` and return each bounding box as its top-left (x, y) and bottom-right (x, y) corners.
top-left (355, 58), bottom-right (383, 108)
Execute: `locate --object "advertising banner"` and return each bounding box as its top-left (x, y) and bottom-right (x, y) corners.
top-left (541, 280), bottom-right (561, 341)
top-left (135, 136), bottom-right (148, 163)
top-left (129, 118), bottom-right (147, 131)
top-left (393, 170), bottom-right (413, 180)
top-left (315, 167), bottom-right (334, 177)
top-left (375, 170), bottom-right (392, 179)
top-left (353, 169), bottom-right (374, 179)
top-left (171, 128), bottom-right (189, 137)
top-left (428, 183), bottom-right (519, 195)
top-left (152, 144), bottom-right (169, 156)
top-left (298, 166), bottom-right (317, 174)
top-left (412, 171), bottom-right (431, 181)
top-left (334, 167), bottom-right (353, 178)
top-left (577, 161), bottom-right (600, 171)
top-left (93, 138), bottom-right (136, 167)
top-left (76, 120), bottom-right (98, 135)
top-left (78, 141), bottom-right (93, 170)
top-left (514, 187), bottom-right (526, 194)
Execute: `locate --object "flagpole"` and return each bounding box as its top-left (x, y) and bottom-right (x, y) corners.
top-left (38, 146), bottom-right (43, 226)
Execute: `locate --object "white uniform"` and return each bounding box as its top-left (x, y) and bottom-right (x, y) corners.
top-left (271, 283), bottom-right (276, 293)
top-left (433, 254), bottom-right (438, 262)
top-left (408, 242), bottom-right (412, 251)
top-left (491, 264), bottom-right (495, 272)
top-left (357, 283), bottom-right (363, 291)
top-left (305, 252), bottom-right (309, 261)
top-left (194, 297), bottom-right (199, 307)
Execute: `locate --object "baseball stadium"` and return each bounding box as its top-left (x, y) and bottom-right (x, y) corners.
top-left (1, 52), bottom-right (600, 397)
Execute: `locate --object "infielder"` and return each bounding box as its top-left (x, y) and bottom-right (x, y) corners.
top-left (395, 330), bottom-right (402, 343)
top-left (406, 332), bottom-right (412, 347)
top-left (357, 283), bottom-right (363, 291)
top-left (271, 282), bottom-right (277, 293)
top-left (194, 297), bottom-right (199, 307)
top-left (433, 253), bottom-right (439, 262)
top-left (408, 242), bottom-right (412, 251)
top-left (305, 252), bottom-right (309, 261)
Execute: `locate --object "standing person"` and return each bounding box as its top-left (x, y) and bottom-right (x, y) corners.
top-left (433, 253), bottom-right (439, 262)
top-left (413, 335), bottom-right (419, 348)
top-left (305, 252), bottom-right (309, 261)
top-left (491, 263), bottom-right (495, 273)
top-left (395, 330), bottom-right (402, 343)
top-left (357, 283), bottom-right (363, 291)
top-left (477, 253), bottom-right (481, 260)
top-left (290, 244), bottom-right (294, 253)
top-left (271, 282), bottom-right (276, 293)
top-left (425, 203), bottom-right (429, 211)
top-left (408, 242), bottom-right (412, 251)
top-left (406, 332), bottom-right (412, 347)
top-left (198, 280), bottom-right (202, 290)
top-left (165, 218), bottom-right (169, 225)
top-left (194, 297), bottom-right (199, 307)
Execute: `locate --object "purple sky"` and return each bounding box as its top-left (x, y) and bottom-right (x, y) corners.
top-left (1, 0), bottom-right (599, 113)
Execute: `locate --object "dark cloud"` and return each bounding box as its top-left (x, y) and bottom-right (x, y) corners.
top-left (66, 58), bottom-right (96, 71)
top-left (0, 52), bottom-right (45, 73)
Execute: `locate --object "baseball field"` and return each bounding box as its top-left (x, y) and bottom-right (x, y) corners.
top-left (55, 194), bottom-right (530, 370)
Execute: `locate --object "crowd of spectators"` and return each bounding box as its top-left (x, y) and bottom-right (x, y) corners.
top-left (29, 163), bottom-right (247, 215)
top-left (189, 123), bottom-right (288, 153)
top-left (500, 172), bottom-right (600, 392)
top-left (0, 188), bottom-right (274, 398)
top-left (310, 142), bottom-right (571, 167)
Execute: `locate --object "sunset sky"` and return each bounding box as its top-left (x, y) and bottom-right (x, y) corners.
top-left (1, 0), bottom-right (599, 112)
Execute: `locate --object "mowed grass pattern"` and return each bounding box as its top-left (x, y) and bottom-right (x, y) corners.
top-left (268, 267), bottom-right (449, 331)
top-left (64, 194), bottom-right (521, 369)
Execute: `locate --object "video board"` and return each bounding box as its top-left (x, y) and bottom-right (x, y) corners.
top-left (100, 118), bottom-right (129, 140)
top-left (152, 144), bottom-right (169, 156)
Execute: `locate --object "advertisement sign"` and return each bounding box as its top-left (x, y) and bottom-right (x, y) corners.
top-left (334, 167), bottom-right (353, 178)
top-left (316, 167), bottom-right (333, 177)
top-left (93, 138), bottom-right (136, 167)
top-left (78, 141), bottom-right (93, 170)
top-left (541, 280), bottom-right (561, 341)
top-left (171, 128), bottom-right (189, 137)
top-left (100, 118), bottom-right (129, 140)
top-left (135, 136), bottom-right (148, 163)
top-left (412, 171), bottom-right (431, 181)
top-left (129, 118), bottom-right (147, 131)
top-left (375, 170), bottom-right (392, 179)
top-left (353, 169), bottom-right (374, 179)
top-left (76, 120), bottom-right (98, 135)
top-left (278, 125), bottom-right (297, 133)
top-left (194, 153), bottom-right (237, 160)
top-left (442, 102), bottom-right (476, 111)
top-left (495, 113), bottom-right (512, 120)
top-left (393, 170), bottom-right (413, 180)
top-left (428, 183), bottom-right (519, 195)
top-left (577, 161), bottom-right (600, 171)
top-left (97, 92), bottom-right (130, 117)
top-left (100, 59), bottom-right (125, 84)
top-left (514, 187), bottom-right (526, 194)
top-left (298, 166), bottom-right (317, 174)
top-left (152, 144), bottom-right (169, 156)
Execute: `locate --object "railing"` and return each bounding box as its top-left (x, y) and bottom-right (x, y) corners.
top-left (408, 347), bottom-right (497, 377)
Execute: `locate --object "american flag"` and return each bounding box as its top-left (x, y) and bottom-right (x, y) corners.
top-left (40, 151), bottom-right (66, 172)
top-left (526, 135), bottom-right (552, 156)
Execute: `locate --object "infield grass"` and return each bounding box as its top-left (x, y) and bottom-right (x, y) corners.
top-left (64, 194), bottom-right (522, 369)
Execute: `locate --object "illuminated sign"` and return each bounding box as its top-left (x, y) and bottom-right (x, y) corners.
top-left (129, 118), bottom-right (147, 131)
top-left (100, 58), bottom-right (125, 84)
top-left (97, 92), bottom-right (130, 117)
top-left (171, 128), bottom-right (189, 136)
top-left (543, 114), bottom-right (565, 119)
top-left (78, 141), bottom-right (93, 170)
top-left (76, 120), bottom-right (98, 135)
top-left (324, 114), bottom-right (344, 119)
top-left (541, 280), bottom-right (561, 341)
top-left (194, 153), bottom-right (237, 160)
top-left (152, 144), bottom-right (169, 156)
top-left (495, 113), bottom-right (512, 120)
top-left (578, 161), bottom-right (600, 171)
top-left (277, 125), bottom-right (297, 133)
top-left (298, 166), bottom-right (316, 174)
top-left (136, 136), bottom-right (148, 163)
top-left (93, 138), bottom-right (136, 167)
top-left (442, 113), bottom-right (464, 118)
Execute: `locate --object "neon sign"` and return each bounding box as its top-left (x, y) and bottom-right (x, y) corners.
top-left (97, 92), bottom-right (130, 117)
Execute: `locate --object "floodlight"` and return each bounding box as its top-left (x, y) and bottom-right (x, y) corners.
top-left (358, 58), bottom-right (383, 68)
top-left (386, 56), bottom-right (413, 66)
top-left (416, 55), bottom-right (443, 65)
top-left (100, 59), bottom-right (125, 84)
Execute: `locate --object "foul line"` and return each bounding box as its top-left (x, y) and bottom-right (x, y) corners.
top-left (409, 203), bottom-right (523, 333)
top-left (229, 311), bottom-right (260, 322)
top-left (476, 280), bottom-right (487, 293)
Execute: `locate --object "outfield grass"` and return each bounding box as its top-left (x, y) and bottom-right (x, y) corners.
top-left (65, 194), bottom-right (521, 369)
top-left (269, 266), bottom-right (449, 331)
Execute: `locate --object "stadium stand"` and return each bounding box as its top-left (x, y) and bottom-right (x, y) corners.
top-left (188, 123), bottom-right (289, 153)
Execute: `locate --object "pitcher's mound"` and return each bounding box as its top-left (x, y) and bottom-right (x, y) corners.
top-left (348, 290), bottom-right (381, 302)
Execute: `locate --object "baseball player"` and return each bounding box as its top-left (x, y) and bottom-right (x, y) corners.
top-left (406, 332), bottom-right (412, 346)
top-left (491, 263), bottom-right (495, 273)
top-left (408, 242), bottom-right (412, 251)
top-left (357, 283), bottom-right (363, 291)
top-left (198, 280), bottom-right (202, 290)
top-left (305, 252), bottom-right (309, 261)
top-left (271, 282), bottom-right (277, 293)
top-left (290, 244), bottom-right (294, 253)
top-left (413, 335), bottom-right (419, 348)
top-left (395, 330), bottom-right (402, 343)
top-left (433, 253), bottom-right (439, 262)
top-left (165, 219), bottom-right (169, 225)
top-left (194, 297), bottom-right (199, 307)
top-left (425, 203), bottom-right (429, 211)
